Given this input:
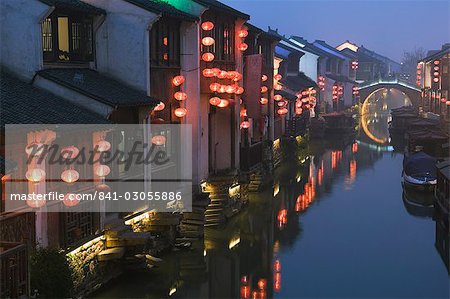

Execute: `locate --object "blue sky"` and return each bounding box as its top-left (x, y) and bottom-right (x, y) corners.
top-left (222, 0), bottom-right (450, 62)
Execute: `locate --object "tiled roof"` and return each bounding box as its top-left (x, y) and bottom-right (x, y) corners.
top-left (37, 69), bottom-right (159, 108)
top-left (246, 24), bottom-right (281, 41)
top-left (290, 36), bottom-right (329, 57)
top-left (422, 47), bottom-right (450, 63)
top-left (325, 73), bottom-right (356, 84)
top-left (38, 0), bottom-right (105, 15)
top-left (124, 0), bottom-right (198, 21)
top-left (281, 73), bottom-right (317, 91)
top-left (193, 0), bottom-right (249, 19)
top-left (0, 69), bottom-right (110, 125)
top-left (313, 40), bottom-right (347, 60)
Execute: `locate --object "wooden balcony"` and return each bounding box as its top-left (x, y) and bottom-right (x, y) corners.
top-left (0, 242), bottom-right (29, 298)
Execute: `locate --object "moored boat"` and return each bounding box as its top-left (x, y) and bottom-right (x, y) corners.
top-left (402, 151), bottom-right (437, 192)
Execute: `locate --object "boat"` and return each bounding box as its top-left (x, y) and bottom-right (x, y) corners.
top-left (402, 151), bottom-right (437, 192)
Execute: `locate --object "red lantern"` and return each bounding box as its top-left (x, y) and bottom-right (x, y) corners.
top-left (236, 86), bottom-right (244, 95)
top-left (274, 84), bottom-right (282, 91)
top-left (433, 78), bottom-right (439, 83)
top-left (96, 140), bottom-right (111, 152)
top-left (239, 43), bottom-right (248, 51)
top-left (95, 165), bottom-right (111, 178)
top-left (274, 94), bottom-right (282, 101)
top-left (202, 37), bottom-right (215, 46)
top-left (261, 86), bottom-right (268, 93)
top-left (202, 52), bottom-right (214, 62)
top-left (277, 101), bottom-right (286, 107)
top-left (201, 21), bottom-right (214, 31)
top-left (296, 108), bottom-right (303, 115)
top-left (217, 99), bottom-right (229, 108)
top-left (26, 168), bottom-right (45, 184)
top-left (154, 101), bottom-right (165, 111)
top-left (174, 107), bottom-right (187, 117)
top-left (61, 168), bottom-right (79, 184)
top-left (63, 193), bottom-right (80, 207)
top-left (218, 85), bottom-right (226, 93)
top-left (260, 97), bottom-right (268, 105)
top-left (172, 75), bottom-right (185, 86)
top-left (217, 70), bottom-right (228, 79)
top-left (277, 107), bottom-right (288, 115)
top-left (203, 68), bottom-right (215, 77)
top-left (212, 68), bottom-right (221, 76)
top-left (209, 97), bottom-right (221, 106)
top-left (240, 108), bottom-right (247, 117)
top-left (446, 101), bottom-right (450, 106)
top-left (240, 121), bottom-right (250, 129)
top-left (174, 91), bottom-right (187, 101)
top-left (258, 279), bottom-right (267, 290)
top-left (274, 74), bottom-right (282, 81)
top-left (261, 74), bottom-right (268, 82)
top-left (434, 60), bottom-right (440, 65)
top-left (210, 83), bottom-right (221, 92)
top-left (440, 98), bottom-right (447, 103)
top-left (238, 29), bottom-right (248, 38)
top-left (226, 85), bottom-right (236, 94)
top-left (151, 135), bottom-right (166, 145)
top-left (61, 145), bottom-right (79, 159)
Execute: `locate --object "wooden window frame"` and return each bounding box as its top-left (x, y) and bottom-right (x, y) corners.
top-left (150, 17), bottom-right (181, 68)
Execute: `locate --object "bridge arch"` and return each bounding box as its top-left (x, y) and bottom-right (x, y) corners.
top-left (358, 79), bottom-right (421, 108)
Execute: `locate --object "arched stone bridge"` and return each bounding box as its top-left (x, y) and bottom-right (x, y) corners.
top-left (358, 78), bottom-right (421, 107)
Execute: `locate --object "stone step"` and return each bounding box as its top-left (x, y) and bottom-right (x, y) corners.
top-left (97, 247), bottom-right (126, 262)
top-left (205, 213), bottom-right (222, 219)
top-left (181, 219), bottom-right (204, 226)
top-left (106, 232), bottom-right (153, 248)
top-left (205, 208), bottom-right (223, 214)
top-left (204, 223), bottom-right (220, 227)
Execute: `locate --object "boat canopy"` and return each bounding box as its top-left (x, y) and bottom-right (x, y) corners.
top-left (403, 152), bottom-right (437, 177)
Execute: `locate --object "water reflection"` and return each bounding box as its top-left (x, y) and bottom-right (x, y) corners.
top-left (94, 100), bottom-right (449, 299)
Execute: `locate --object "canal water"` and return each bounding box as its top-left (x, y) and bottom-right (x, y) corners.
top-left (94, 93), bottom-right (449, 298)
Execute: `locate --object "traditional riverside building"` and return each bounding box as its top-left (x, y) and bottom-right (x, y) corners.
top-left (417, 44), bottom-right (450, 119)
top-left (313, 40), bottom-right (356, 112)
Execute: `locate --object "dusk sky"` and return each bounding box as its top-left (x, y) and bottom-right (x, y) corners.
top-left (222, 0), bottom-right (450, 62)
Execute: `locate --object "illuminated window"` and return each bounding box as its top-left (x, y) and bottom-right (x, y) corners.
top-left (150, 18), bottom-right (180, 67)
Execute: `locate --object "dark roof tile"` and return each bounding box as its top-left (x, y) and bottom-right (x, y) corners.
top-left (39, 0), bottom-right (105, 14)
top-left (193, 0), bottom-right (249, 19)
top-left (124, 0), bottom-right (198, 21)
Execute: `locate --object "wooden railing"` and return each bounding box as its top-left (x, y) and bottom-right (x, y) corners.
top-left (0, 242), bottom-right (29, 298)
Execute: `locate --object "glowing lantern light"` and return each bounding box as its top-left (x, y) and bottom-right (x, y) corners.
top-left (261, 74), bottom-right (268, 82)
top-left (95, 165), bottom-right (111, 178)
top-left (217, 99), bottom-right (229, 108)
top-left (61, 168), bottom-right (79, 184)
top-left (210, 83), bottom-right (221, 92)
top-left (296, 108), bottom-right (303, 115)
top-left (202, 52), bottom-right (215, 62)
top-left (202, 37), bottom-right (215, 46)
top-left (238, 43), bottom-right (248, 51)
top-left (277, 107), bottom-right (288, 115)
top-left (203, 68), bottom-right (215, 77)
top-left (274, 74), bottom-right (282, 81)
top-left (238, 29), bottom-right (248, 38)
top-left (240, 109), bottom-right (247, 117)
top-left (95, 140), bottom-right (111, 153)
top-left (217, 85), bottom-right (226, 93)
top-left (433, 78), bottom-right (439, 83)
top-left (209, 97), bottom-right (221, 106)
top-left (225, 85), bottom-right (236, 94)
top-left (274, 84), bottom-right (282, 91)
top-left (434, 60), bottom-right (440, 65)
top-left (63, 193), bottom-right (80, 207)
top-left (172, 75), bottom-right (185, 86)
top-left (236, 86), bottom-right (244, 95)
top-left (434, 72), bottom-right (440, 76)
top-left (212, 68), bottom-right (221, 76)
top-left (26, 168), bottom-right (45, 184)
top-left (260, 97), bottom-right (268, 105)
top-left (277, 101), bottom-right (286, 107)
top-left (274, 259), bottom-right (281, 272)
top-left (240, 121), bottom-right (250, 129)
top-left (201, 21), bottom-right (214, 31)
top-left (441, 98), bottom-right (447, 103)
top-left (274, 94), bottom-right (282, 101)
top-left (26, 196), bottom-right (46, 208)
top-left (154, 101), bottom-right (165, 111)
top-left (151, 135), bottom-right (166, 145)
top-left (261, 86), bottom-right (268, 93)
top-left (217, 70), bottom-right (228, 79)
top-left (96, 184), bottom-right (111, 192)
top-left (174, 91), bottom-right (187, 101)
top-left (258, 279), bottom-right (267, 290)
top-left (61, 146), bottom-right (79, 160)
top-left (174, 107), bottom-right (187, 117)
top-left (446, 101), bottom-right (450, 106)
top-left (25, 142), bottom-right (45, 157)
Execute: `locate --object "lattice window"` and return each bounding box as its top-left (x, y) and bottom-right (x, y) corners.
top-left (42, 18), bottom-right (52, 52)
top-left (63, 212), bottom-right (94, 247)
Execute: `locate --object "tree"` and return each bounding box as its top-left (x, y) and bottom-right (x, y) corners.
top-left (30, 247), bottom-right (74, 298)
top-left (400, 47), bottom-right (427, 83)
